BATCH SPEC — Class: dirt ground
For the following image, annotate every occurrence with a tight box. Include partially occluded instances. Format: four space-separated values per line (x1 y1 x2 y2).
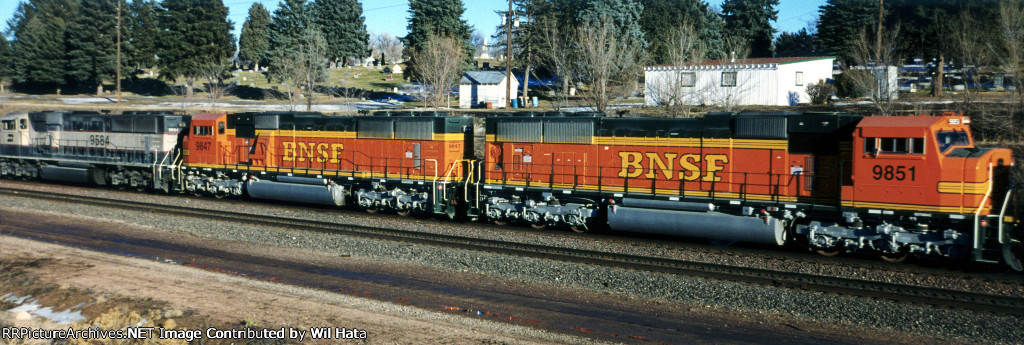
0 235 594 345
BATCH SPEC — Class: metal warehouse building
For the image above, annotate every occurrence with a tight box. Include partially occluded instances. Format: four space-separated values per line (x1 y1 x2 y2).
644 56 835 107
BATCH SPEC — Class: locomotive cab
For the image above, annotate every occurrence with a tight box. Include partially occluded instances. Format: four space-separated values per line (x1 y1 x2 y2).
184 113 232 166
0 113 31 152
846 114 1016 264
849 115 1013 215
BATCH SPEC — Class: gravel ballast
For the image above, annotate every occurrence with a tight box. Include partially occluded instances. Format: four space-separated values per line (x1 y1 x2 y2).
1 181 1022 343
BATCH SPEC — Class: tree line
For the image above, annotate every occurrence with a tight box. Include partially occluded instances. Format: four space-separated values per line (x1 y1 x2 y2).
3 0 1023 114
0 0 370 100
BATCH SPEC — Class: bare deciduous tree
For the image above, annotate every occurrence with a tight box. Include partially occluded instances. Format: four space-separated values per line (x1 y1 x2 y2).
541 18 572 110
951 10 988 112
848 24 902 115
574 15 647 113
298 27 329 111
999 1 1024 115
706 36 752 112
199 59 231 111
470 30 487 55
411 34 465 108
645 23 707 117
372 32 405 65
269 27 329 111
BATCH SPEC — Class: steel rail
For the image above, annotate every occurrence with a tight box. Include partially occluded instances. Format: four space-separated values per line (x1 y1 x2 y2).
1 186 1022 317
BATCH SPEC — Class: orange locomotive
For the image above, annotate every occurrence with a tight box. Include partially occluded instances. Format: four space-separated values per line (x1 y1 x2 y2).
2 109 1021 268
480 112 1019 267
181 111 474 217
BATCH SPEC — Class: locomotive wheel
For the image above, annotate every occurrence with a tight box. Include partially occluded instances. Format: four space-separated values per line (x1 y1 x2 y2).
814 247 841 257
1004 242 1024 272
396 209 412 217
880 251 909 264
492 219 508 226
365 207 380 214
530 222 547 230
569 225 587 233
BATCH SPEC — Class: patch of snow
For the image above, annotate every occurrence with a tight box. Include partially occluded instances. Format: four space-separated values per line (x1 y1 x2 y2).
59 97 116 104
3 293 30 304
5 295 87 324
141 101 402 111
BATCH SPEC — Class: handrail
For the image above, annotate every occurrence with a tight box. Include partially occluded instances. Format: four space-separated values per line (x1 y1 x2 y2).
997 183 1015 244
425 158 439 204
974 163 994 252
463 159 476 205
439 159 463 201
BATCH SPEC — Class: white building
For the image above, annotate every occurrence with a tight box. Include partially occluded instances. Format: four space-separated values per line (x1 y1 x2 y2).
644 56 835 107
459 71 519 109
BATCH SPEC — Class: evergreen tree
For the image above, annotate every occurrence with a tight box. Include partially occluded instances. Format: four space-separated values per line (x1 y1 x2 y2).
238 3 270 70
774 28 819 57
313 0 370 67
66 0 118 93
7 0 78 87
265 0 313 80
884 0 1000 64
816 0 876 63
404 0 474 81
720 0 779 58
127 0 160 72
640 0 724 63
0 34 12 93
157 0 235 97
578 0 647 50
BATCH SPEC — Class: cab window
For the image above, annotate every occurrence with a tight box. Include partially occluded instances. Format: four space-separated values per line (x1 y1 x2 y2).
218 122 225 135
936 130 971 152
19 119 28 130
2 120 12 130
193 126 213 136
864 137 925 154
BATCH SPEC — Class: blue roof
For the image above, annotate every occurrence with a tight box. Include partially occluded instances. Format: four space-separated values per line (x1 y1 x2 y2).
460 71 508 85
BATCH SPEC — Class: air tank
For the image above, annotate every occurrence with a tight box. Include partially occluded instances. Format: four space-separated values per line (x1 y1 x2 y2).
246 179 346 206
607 205 786 246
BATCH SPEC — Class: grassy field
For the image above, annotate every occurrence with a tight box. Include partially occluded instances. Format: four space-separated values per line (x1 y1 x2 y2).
227 65 407 94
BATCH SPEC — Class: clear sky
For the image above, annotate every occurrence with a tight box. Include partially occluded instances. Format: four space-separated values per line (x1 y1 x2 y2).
0 0 825 43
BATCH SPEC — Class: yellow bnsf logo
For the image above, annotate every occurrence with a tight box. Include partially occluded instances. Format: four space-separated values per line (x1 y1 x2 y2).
618 152 729 182
281 141 345 163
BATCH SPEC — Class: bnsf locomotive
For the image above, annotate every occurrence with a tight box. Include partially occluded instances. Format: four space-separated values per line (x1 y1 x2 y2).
1 110 1021 270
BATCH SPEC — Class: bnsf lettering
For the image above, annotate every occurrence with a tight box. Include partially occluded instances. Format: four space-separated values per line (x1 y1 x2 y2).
618 152 729 182
282 142 345 163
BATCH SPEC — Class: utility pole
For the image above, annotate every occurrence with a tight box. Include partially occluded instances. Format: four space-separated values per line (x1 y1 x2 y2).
505 0 512 108
117 0 122 104
876 0 883 62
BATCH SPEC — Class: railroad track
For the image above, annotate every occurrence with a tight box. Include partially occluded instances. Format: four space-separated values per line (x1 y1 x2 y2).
1 186 1023 317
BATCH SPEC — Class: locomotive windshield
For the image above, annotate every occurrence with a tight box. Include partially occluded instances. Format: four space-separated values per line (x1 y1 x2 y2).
936 130 971 152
